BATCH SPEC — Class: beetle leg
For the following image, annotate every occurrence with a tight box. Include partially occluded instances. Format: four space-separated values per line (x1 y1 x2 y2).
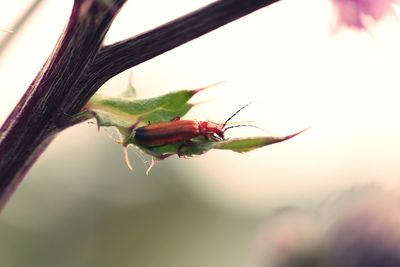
211 133 223 142
157 153 174 160
177 140 193 158
145 157 157 176
170 116 181 121
128 117 142 132
206 133 223 142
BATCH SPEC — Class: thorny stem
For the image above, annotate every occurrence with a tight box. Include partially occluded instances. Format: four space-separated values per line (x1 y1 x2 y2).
0 0 279 210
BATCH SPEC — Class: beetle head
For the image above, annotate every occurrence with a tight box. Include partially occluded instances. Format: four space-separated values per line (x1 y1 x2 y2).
199 103 255 141
199 121 225 141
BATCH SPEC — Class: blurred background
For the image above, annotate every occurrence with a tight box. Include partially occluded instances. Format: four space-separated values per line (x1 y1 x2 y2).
1 0 400 266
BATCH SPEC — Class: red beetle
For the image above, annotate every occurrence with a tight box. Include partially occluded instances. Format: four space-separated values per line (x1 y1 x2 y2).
134 103 253 150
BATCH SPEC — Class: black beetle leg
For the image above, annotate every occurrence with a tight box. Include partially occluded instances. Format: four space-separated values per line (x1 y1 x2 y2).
177 140 193 158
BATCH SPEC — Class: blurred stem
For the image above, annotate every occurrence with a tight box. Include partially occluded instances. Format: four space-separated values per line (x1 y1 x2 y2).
0 0 279 210
0 0 45 57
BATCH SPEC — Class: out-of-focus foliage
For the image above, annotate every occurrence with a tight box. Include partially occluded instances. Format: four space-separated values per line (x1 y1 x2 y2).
0 127 257 267
254 186 400 267
331 0 397 30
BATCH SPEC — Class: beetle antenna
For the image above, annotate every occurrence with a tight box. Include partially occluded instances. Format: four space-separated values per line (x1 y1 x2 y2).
223 124 268 133
223 102 252 128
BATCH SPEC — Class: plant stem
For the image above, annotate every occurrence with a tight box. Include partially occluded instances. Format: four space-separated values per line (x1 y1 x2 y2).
0 0 126 208
72 0 280 109
0 0 280 210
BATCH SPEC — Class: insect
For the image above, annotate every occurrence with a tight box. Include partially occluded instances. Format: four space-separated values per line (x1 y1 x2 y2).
133 103 255 156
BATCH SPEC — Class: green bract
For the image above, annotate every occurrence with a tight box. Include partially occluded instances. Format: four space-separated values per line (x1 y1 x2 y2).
82 83 306 168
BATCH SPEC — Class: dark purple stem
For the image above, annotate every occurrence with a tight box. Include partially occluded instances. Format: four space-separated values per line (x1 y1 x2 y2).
0 0 279 210
0 0 126 208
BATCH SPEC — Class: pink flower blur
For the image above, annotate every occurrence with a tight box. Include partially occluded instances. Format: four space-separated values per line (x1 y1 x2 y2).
332 0 397 29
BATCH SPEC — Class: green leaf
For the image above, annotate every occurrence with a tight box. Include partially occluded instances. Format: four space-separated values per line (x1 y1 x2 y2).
131 129 308 160
133 137 212 160
83 82 221 145
120 83 137 98
82 81 307 172
86 90 192 127
211 129 307 153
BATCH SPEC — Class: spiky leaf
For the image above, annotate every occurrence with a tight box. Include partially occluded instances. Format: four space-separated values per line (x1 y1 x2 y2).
82 83 218 144
130 129 307 160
